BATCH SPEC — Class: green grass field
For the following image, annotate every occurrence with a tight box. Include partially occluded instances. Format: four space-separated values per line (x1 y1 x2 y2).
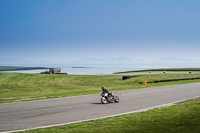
1 72 200 103
18 98 200 133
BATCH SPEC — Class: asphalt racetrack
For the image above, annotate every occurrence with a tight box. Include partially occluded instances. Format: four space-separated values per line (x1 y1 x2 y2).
1 83 200 132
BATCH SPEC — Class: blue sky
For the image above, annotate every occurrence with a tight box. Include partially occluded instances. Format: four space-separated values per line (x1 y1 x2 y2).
0 0 200 62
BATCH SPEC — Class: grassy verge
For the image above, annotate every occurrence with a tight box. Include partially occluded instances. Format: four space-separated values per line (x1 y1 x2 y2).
1 72 200 103
18 98 200 133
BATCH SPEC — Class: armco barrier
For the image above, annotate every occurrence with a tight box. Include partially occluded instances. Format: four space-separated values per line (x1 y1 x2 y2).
138 77 200 84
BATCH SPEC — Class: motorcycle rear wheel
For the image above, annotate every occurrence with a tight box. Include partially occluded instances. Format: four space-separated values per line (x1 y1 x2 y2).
114 96 119 103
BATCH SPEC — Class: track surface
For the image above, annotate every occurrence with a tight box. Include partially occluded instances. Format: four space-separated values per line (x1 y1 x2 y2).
1 83 200 132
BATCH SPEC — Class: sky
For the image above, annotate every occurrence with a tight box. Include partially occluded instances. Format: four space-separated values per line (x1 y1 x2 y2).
0 0 200 62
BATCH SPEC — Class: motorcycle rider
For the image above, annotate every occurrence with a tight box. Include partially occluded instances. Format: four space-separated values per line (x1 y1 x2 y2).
101 86 113 99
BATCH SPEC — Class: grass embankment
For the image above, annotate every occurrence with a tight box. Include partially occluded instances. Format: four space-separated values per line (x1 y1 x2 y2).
1 72 200 103
115 68 200 74
18 98 200 133
0 66 47 71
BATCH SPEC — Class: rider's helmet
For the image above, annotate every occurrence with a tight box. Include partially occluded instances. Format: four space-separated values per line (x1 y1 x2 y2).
101 86 105 91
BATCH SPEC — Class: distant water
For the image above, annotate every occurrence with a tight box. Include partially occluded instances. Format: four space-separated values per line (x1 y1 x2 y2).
1 63 200 75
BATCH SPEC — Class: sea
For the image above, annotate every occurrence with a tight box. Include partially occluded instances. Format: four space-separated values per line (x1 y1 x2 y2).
1 63 200 75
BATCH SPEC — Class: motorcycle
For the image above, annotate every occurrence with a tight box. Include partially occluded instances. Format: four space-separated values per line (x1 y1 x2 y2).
101 92 119 104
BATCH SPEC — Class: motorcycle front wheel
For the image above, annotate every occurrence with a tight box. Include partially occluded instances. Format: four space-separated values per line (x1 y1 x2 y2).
101 97 108 104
